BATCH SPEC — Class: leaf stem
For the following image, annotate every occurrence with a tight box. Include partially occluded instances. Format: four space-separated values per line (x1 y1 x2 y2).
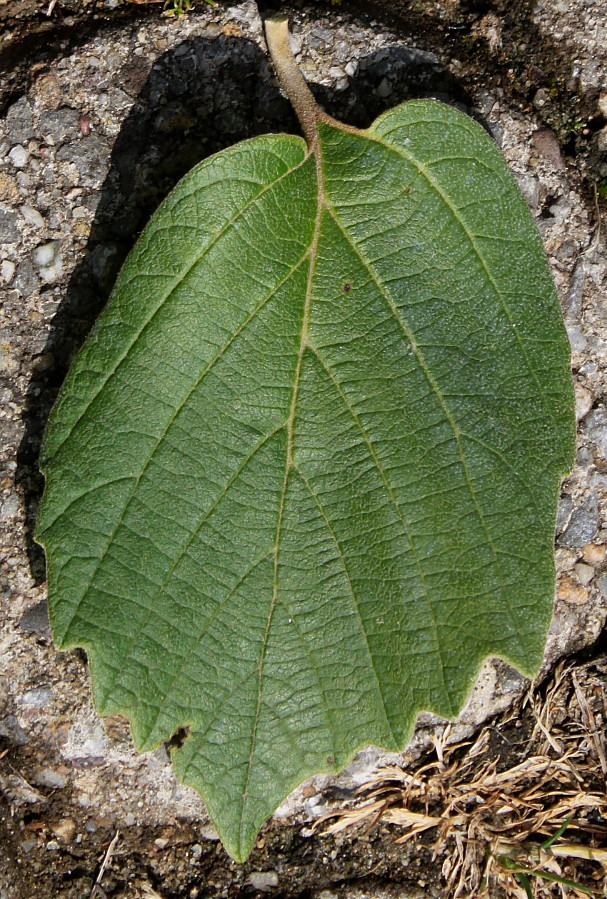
264 16 332 148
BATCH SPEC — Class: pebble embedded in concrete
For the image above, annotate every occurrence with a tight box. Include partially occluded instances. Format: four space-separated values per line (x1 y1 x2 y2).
0 208 21 242
32 241 62 283
574 561 594 585
14 258 40 294
32 767 69 790
8 145 29 168
558 574 590 604
585 407 607 457
575 383 593 420
6 98 35 144
1 260 16 283
558 492 599 547
515 172 540 212
20 205 46 229
566 323 588 352
39 107 81 144
20 686 54 708
1 493 20 518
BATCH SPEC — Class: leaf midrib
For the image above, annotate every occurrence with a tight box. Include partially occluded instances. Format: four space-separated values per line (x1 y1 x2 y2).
236 148 325 850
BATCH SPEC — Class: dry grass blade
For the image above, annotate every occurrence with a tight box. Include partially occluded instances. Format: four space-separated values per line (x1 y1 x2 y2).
572 671 607 776
318 799 389 835
551 844 607 864
384 808 446 839
90 831 120 899
317 656 607 898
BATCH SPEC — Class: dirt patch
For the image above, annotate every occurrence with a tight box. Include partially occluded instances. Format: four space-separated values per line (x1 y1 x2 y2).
2 653 606 898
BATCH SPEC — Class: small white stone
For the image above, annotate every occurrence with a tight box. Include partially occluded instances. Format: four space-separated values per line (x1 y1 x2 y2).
575 383 593 421
247 871 279 891
574 562 594 585
33 241 63 283
288 33 302 55
33 242 56 267
345 59 359 77
32 767 68 789
567 324 587 352
21 686 53 707
8 145 28 168
1 494 20 518
40 262 62 283
20 205 46 229
1 260 15 283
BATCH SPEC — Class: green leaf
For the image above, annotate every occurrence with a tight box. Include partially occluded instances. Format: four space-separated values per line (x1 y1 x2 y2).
36 92 574 861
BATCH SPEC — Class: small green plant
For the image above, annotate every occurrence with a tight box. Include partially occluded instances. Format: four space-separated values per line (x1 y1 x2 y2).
497 819 594 897
36 14 574 863
163 0 215 14
567 114 588 136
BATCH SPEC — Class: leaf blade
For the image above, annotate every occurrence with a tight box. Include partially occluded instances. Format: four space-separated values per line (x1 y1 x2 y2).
37 101 574 862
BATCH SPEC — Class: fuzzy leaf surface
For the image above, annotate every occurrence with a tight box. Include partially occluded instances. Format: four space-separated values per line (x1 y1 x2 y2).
37 100 574 861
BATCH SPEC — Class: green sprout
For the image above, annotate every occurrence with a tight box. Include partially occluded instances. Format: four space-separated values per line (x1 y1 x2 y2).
163 0 216 15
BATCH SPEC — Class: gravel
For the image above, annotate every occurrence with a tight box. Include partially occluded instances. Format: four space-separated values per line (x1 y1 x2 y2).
558 491 600 547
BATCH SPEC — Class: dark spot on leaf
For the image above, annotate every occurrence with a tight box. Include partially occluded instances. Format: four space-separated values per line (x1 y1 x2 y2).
166 725 190 750
326 755 335 766
403 186 412 194
343 282 351 292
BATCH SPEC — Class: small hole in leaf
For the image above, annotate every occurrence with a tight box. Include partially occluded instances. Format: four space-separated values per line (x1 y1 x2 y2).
343 282 351 292
165 725 190 750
